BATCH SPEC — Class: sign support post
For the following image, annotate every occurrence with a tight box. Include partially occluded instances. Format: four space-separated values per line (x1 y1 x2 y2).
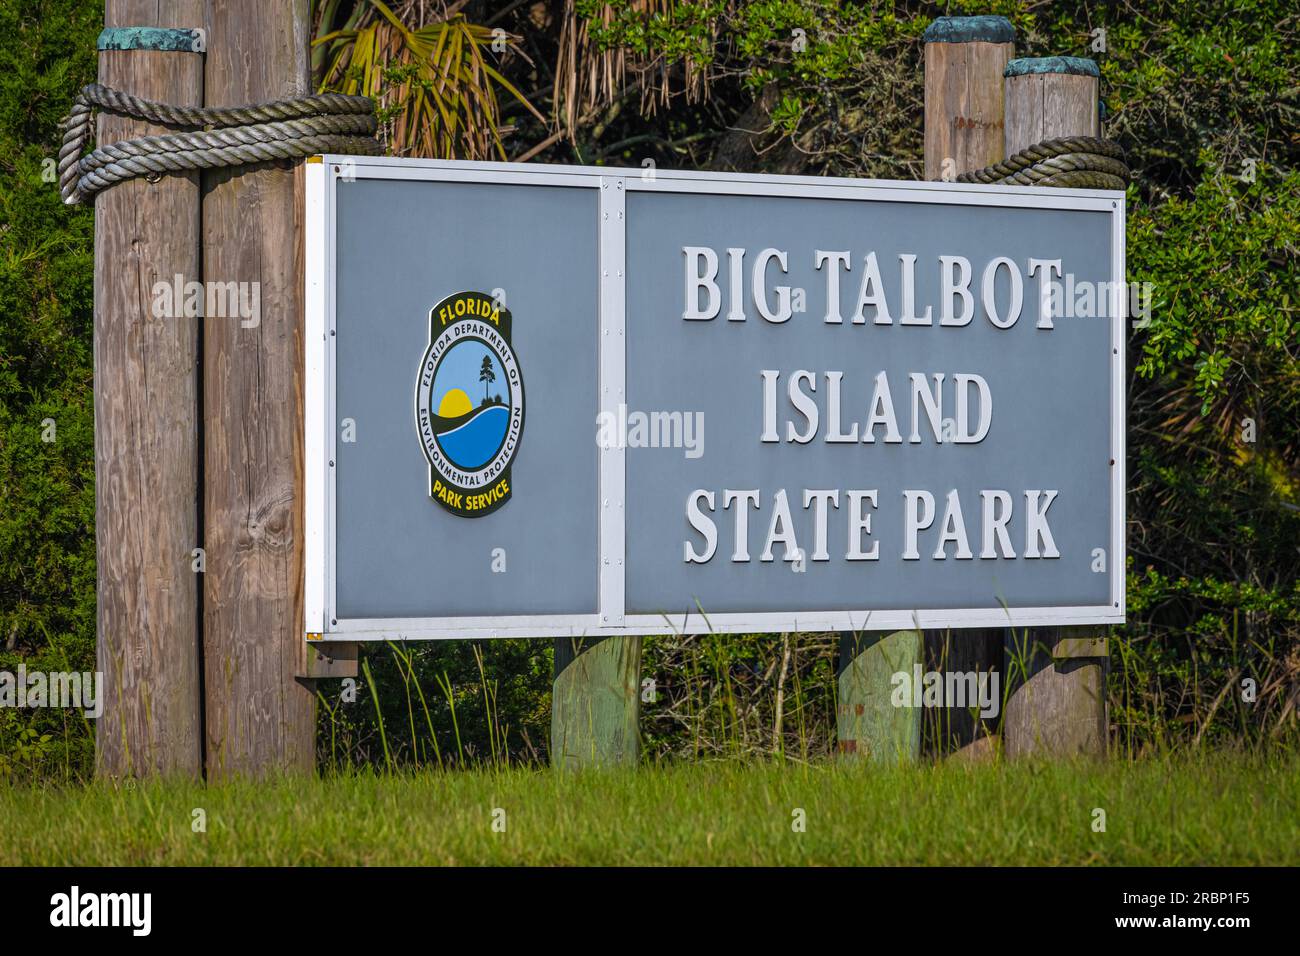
919 15 1016 760
837 630 921 762
836 14 1016 764
551 174 641 770
94 2 205 779
552 636 641 769
1002 57 1110 758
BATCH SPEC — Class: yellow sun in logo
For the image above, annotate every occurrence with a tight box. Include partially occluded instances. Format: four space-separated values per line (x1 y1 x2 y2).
437 387 472 418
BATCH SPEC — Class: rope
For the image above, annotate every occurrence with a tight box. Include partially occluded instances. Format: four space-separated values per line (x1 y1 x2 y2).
60 84 1126 202
59 83 382 204
956 136 1129 191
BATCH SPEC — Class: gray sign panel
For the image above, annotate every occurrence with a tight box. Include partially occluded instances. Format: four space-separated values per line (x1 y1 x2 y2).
305 157 1125 640
331 179 598 620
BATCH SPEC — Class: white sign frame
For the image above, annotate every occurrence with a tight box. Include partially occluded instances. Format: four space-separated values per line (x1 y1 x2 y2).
304 155 1126 641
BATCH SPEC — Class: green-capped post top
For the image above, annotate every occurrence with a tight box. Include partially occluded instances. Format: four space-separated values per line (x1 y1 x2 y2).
98 27 206 53
1005 56 1099 78
922 15 1015 44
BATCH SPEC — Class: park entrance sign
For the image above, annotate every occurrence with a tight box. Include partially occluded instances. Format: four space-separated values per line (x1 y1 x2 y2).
303 156 1125 641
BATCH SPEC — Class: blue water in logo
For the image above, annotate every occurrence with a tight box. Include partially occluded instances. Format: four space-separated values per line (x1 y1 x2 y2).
436 405 510 470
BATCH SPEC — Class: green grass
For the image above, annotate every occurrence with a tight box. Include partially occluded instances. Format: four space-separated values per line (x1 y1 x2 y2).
1 753 1296 866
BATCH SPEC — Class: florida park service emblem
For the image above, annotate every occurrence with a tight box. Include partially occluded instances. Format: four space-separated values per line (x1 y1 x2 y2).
415 291 524 517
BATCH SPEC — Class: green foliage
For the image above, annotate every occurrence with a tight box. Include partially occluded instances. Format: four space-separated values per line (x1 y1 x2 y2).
0 0 100 780
1130 167 1298 408
579 0 728 68
318 639 554 770
0 726 53 780
641 631 839 761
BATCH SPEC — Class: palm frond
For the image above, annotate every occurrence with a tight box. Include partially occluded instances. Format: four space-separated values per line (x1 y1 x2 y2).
314 0 540 160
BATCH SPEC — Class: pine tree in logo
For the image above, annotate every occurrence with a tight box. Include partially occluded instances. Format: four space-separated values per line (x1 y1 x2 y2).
479 354 496 405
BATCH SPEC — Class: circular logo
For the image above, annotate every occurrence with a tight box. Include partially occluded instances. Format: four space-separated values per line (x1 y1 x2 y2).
414 291 524 517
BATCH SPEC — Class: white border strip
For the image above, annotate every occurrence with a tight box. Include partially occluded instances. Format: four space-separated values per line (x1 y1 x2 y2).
597 177 627 627
319 154 1118 202
304 156 1126 640
303 160 327 635
1111 195 1127 620
326 161 341 631
333 604 1118 639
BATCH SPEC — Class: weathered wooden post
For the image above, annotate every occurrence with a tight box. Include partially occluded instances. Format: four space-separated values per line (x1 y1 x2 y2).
837 15 1015 764
201 0 318 777
552 636 641 769
1001 56 1109 759
923 628 1003 760
913 15 1015 761
922 15 1015 183
94 5 205 779
837 630 921 762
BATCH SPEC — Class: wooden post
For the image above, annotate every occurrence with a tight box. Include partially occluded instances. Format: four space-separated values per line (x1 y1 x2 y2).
1004 629 1107 758
551 637 641 769
837 630 921 763
916 15 1016 760
1002 56 1108 759
923 631 1002 760
1003 57 1100 162
94 6 205 779
201 1 317 777
923 15 1015 182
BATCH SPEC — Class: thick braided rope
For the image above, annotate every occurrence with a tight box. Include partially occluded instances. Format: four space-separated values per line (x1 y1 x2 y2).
956 136 1129 191
59 83 381 204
